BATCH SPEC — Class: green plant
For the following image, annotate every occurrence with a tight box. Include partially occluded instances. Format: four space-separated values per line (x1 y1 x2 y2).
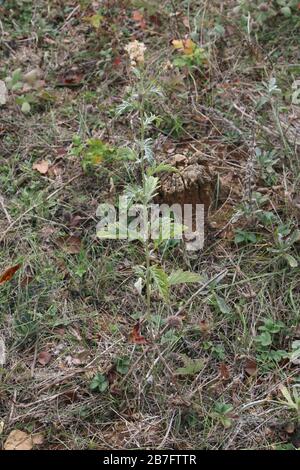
70 136 135 172
255 147 279 185
254 318 289 367
5 68 43 113
211 402 233 429
99 43 204 322
255 318 285 347
234 0 300 31
172 38 207 70
234 229 258 245
90 373 109 393
277 384 300 417
268 225 300 267
175 355 205 376
116 356 130 375
203 341 226 360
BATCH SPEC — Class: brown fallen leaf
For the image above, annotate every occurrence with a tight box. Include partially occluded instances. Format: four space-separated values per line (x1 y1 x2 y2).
0 264 21 284
48 163 63 178
32 433 44 445
4 430 33 450
56 235 82 254
112 56 122 68
57 71 84 87
129 321 148 344
20 275 34 287
199 319 211 335
219 362 230 380
32 160 49 175
37 351 52 366
244 358 257 376
69 215 84 228
166 316 183 329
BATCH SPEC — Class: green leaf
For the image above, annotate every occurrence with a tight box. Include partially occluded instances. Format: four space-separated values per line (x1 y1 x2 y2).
90 373 108 393
175 358 205 376
256 331 272 347
284 254 298 268
234 230 257 244
214 295 231 314
149 265 169 301
168 269 203 286
116 356 130 375
261 318 284 333
290 340 300 364
278 385 298 410
143 175 159 203
21 101 31 114
146 163 178 176
280 6 291 16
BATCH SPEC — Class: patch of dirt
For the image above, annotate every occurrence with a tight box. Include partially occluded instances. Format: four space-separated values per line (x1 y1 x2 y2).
157 153 216 214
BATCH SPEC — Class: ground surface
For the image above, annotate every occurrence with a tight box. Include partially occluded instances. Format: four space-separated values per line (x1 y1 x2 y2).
1 0 300 450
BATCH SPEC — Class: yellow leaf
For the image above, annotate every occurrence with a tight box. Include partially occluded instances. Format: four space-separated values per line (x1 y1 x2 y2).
172 38 196 55
172 39 184 50
91 154 103 164
183 38 196 55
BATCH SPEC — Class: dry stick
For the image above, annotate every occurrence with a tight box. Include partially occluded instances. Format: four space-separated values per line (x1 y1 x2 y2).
60 4 80 31
0 194 12 223
0 174 80 242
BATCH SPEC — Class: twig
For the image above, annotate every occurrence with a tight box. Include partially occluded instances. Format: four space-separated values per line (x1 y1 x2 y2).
0 194 12 223
31 341 38 379
158 411 175 449
60 5 80 31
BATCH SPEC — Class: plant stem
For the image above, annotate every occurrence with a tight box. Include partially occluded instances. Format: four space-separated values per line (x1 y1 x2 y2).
139 77 151 319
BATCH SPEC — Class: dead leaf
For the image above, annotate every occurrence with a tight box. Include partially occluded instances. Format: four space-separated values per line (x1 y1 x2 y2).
219 362 230 380
23 68 41 86
56 236 82 254
244 358 257 376
20 275 34 287
57 71 84 87
132 10 146 29
61 389 79 403
113 56 122 68
48 163 63 177
0 264 21 284
37 351 52 366
166 316 183 329
129 322 148 344
39 225 56 240
199 319 211 335
32 433 44 445
285 422 295 434
4 430 33 450
182 16 190 28
32 160 49 175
